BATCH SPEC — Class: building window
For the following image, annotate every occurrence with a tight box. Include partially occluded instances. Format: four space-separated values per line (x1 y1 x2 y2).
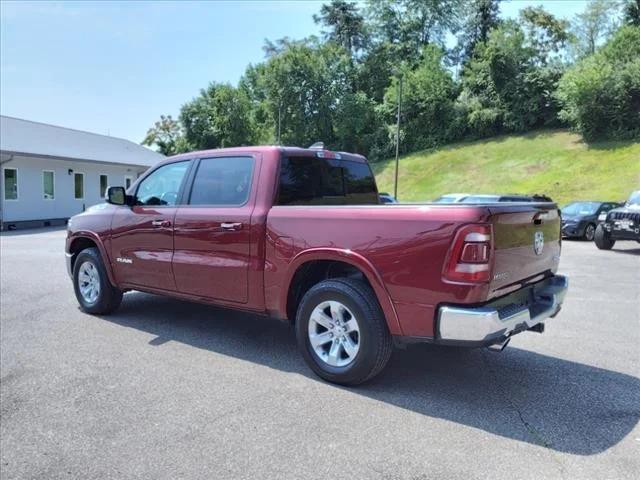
3 168 18 200
74 173 84 199
125 175 133 190
99 174 108 198
43 170 55 200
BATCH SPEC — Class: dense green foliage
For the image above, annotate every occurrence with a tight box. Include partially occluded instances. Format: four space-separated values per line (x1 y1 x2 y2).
557 26 640 141
142 0 639 158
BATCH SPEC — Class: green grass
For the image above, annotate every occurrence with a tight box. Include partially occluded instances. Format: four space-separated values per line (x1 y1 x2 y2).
372 130 640 206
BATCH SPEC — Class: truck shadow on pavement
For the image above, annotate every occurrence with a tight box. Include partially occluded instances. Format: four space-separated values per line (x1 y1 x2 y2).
103 292 639 457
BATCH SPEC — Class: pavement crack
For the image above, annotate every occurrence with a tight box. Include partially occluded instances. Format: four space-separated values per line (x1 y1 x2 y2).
480 350 567 479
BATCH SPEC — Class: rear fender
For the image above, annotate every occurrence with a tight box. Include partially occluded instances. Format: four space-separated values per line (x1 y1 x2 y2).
282 248 403 335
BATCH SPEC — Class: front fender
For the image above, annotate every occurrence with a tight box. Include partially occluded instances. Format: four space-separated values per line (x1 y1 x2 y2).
67 230 117 287
281 248 403 335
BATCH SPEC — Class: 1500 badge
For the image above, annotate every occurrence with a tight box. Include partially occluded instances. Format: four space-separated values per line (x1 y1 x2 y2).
116 257 133 264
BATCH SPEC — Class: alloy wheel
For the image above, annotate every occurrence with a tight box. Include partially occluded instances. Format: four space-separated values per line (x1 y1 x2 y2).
78 261 101 304
307 300 360 367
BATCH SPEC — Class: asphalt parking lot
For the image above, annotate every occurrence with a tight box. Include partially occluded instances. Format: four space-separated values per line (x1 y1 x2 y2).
1 227 638 480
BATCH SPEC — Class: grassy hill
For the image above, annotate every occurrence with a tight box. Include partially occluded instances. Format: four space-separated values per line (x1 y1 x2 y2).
371 130 640 206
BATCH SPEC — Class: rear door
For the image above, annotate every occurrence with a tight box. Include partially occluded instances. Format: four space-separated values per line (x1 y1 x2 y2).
111 160 191 290
488 203 561 294
172 155 257 304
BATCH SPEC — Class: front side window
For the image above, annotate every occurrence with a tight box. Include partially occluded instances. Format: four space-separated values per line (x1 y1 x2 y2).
135 161 189 206
277 156 379 206
4 168 18 200
99 175 108 198
43 171 54 199
189 157 254 206
74 173 84 199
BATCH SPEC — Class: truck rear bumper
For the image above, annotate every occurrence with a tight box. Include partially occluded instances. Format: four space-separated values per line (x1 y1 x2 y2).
436 274 568 347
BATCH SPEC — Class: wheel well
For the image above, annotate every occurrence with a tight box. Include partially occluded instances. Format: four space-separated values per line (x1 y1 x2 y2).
286 260 373 322
69 237 98 270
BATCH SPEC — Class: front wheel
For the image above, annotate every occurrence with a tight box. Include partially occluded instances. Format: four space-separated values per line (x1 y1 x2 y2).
295 278 392 386
583 223 596 241
73 247 123 314
594 224 615 250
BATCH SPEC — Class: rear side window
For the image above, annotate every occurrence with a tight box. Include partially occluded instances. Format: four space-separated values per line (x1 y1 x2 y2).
189 156 254 206
277 156 379 206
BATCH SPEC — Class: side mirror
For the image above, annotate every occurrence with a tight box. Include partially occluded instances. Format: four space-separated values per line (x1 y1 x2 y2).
106 186 127 205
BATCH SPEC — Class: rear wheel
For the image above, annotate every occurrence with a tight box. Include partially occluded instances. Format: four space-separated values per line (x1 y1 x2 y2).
594 224 615 250
73 247 123 314
583 223 596 241
295 278 392 386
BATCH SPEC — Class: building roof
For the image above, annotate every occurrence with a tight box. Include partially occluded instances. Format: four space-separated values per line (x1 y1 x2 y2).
0 115 164 167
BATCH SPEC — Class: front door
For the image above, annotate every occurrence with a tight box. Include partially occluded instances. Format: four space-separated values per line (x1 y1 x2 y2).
173 155 256 303
111 160 191 291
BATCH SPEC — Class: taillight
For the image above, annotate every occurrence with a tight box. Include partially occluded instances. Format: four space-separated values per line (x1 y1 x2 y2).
443 224 493 283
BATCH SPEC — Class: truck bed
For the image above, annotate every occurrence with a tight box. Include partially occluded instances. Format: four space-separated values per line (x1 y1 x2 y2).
265 202 561 338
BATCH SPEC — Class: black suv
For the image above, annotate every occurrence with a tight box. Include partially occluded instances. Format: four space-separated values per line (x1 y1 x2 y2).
595 191 640 249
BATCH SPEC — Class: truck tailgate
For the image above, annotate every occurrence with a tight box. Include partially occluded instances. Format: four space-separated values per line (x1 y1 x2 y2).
489 204 561 297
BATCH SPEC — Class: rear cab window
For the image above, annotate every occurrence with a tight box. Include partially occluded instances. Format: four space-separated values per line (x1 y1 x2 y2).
277 156 379 206
188 156 254 206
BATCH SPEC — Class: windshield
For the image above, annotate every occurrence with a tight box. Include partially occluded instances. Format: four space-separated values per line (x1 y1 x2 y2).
561 202 600 216
627 191 640 206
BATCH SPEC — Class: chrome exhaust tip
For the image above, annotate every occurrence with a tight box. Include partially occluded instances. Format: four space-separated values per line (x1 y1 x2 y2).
487 338 510 352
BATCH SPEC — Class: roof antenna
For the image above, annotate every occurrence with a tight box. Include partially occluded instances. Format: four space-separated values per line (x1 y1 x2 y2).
309 142 324 149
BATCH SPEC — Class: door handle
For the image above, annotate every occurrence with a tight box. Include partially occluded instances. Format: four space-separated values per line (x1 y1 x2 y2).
151 219 171 228
221 222 242 231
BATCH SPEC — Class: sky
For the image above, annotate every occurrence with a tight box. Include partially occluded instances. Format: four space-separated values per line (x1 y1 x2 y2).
1 0 589 144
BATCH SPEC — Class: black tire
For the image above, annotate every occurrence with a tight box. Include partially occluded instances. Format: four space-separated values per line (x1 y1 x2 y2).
594 224 615 250
73 247 123 314
295 278 393 386
583 223 596 241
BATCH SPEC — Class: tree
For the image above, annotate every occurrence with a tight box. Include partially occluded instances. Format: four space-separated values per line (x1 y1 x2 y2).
366 0 465 64
520 6 570 65
142 115 187 156
313 1 368 56
459 21 564 136
383 45 459 152
570 0 620 58
246 40 353 148
557 26 640 141
354 42 396 102
179 83 255 150
457 0 502 66
333 91 381 154
623 0 640 26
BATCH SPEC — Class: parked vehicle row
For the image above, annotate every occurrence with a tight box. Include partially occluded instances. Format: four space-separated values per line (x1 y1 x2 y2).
560 201 621 241
65 145 567 385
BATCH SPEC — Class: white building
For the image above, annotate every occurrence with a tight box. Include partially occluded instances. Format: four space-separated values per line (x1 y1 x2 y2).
0 116 164 229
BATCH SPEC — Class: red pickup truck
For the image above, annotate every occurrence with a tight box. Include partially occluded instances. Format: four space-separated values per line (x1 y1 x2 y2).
66 146 568 385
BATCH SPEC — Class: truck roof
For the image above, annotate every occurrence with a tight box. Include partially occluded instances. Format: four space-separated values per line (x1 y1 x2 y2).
167 145 368 163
